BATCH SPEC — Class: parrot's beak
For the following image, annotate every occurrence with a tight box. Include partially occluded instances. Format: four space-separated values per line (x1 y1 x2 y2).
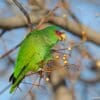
59 33 66 41
61 33 66 41
55 30 66 41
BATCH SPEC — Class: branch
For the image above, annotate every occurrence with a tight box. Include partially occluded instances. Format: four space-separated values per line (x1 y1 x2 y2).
0 13 100 45
28 0 46 9
0 13 43 29
0 30 7 37
0 42 21 59
49 16 100 45
79 73 100 83
0 84 11 95
12 0 33 31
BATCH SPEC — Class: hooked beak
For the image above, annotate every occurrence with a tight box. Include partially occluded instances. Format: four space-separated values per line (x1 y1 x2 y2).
59 33 66 41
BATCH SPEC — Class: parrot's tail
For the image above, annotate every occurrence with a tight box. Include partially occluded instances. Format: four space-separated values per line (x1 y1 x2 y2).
9 73 16 84
9 73 25 93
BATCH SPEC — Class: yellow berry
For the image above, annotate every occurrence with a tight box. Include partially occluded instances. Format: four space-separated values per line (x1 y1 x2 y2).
63 54 67 57
63 56 66 60
64 60 68 64
55 55 59 59
62 14 67 18
96 61 100 68
45 77 49 82
68 47 72 51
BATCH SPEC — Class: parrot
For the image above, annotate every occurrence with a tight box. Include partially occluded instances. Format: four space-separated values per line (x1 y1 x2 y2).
9 25 66 93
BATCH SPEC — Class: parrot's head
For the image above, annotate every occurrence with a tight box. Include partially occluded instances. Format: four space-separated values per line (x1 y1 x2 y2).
43 25 66 44
55 30 66 41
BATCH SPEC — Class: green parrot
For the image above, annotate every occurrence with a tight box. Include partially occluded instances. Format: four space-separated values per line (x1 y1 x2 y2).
9 25 66 93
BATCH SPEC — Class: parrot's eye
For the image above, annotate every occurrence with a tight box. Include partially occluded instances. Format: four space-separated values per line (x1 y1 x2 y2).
55 30 66 41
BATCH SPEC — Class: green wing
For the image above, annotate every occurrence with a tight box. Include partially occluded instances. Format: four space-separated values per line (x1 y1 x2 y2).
13 28 52 78
14 30 39 78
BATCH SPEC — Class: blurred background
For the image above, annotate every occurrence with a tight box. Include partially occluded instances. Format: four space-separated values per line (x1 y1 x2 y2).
0 0 100 100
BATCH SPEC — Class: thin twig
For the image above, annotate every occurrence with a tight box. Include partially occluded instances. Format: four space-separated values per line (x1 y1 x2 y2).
36 6 59 29
0 30 7 37
1 38 15 65
12 0 33 31
59 0 87 41
22 82 45 89
59 0 81 26
29 90 35 100
0 42 21 59
0 83 11 95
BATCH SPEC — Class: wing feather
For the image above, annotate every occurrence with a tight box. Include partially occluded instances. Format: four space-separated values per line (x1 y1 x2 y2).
14 32 37 78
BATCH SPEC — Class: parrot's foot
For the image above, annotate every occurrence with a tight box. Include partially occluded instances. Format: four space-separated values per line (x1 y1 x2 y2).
38 70 44 84
26 68 42 77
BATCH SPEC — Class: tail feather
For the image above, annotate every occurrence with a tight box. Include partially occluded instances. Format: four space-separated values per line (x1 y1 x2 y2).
9 65 30 93
9 73 16 84
9 73 24 93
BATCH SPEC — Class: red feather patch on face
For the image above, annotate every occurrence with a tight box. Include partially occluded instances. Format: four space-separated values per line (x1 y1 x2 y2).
55 30 66 41
55 30 63 37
